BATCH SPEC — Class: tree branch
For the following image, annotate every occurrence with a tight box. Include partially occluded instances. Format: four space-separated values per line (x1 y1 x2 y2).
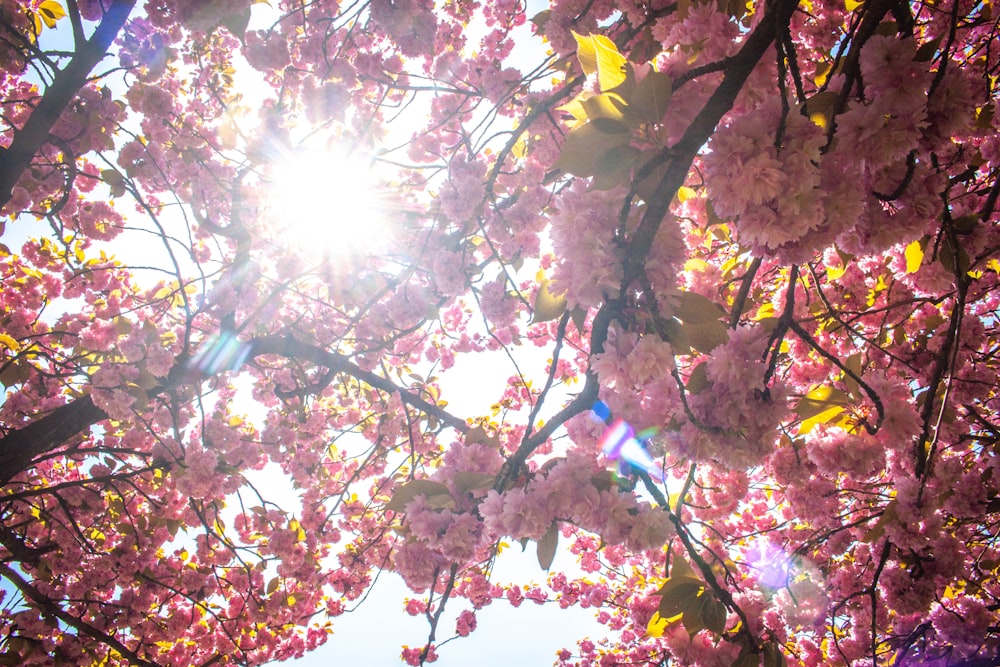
0 563 158 666
623 0 801 286
0 333 468 487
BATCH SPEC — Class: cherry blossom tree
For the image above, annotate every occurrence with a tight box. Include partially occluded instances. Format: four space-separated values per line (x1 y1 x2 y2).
1 0 1000 664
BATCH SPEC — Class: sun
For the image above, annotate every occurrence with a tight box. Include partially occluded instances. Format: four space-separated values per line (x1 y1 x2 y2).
264 141 392 263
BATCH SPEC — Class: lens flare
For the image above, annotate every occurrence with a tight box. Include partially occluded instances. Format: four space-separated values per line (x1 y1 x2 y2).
592 401 664 481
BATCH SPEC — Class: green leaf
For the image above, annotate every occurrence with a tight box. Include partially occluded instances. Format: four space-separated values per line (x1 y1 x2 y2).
686 362 709 394
656 580 703 617
221 5 252 42
101 169 127 198
681 593 708 635
939 237 969 274
977 103 995 130
675 291 727 325
0 361 32 388
914 35 943 62
720 0 748 20
591 144 642 190
804 91 839 129
536 522 559 570
763 641 787 667
703 596 727 635
636 158 670 204
683 319 729 353
581 92 628 122
862 498 897 543
531 275 568 324
453 471 495 495
625 69 673 126
953 214 979 234
465 426 501 448
553 120 631 178
661 318 691 355
385 479 452 512
530 9 552 33
731 649 760 667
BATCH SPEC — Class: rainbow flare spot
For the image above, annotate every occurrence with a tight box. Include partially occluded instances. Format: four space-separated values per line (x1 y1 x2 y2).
592 402 664 481
189 332 252 375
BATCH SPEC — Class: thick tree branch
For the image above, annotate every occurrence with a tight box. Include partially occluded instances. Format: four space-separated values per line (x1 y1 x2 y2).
0 563 158 666
251 335 469 433
0 333 467 486
623 0 801 286
0 395 106 486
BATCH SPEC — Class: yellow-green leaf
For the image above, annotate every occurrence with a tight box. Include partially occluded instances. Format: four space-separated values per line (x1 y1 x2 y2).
536 522 559 570
572 31 599 76
0 334 19 352
731 649 760 667
657 581 704 618
845 0 864 10
795 386 851 433
904 240 923 274
813 61 833 86
573 32 629 91
798 405 845 435
530 9 552 33
385 480 452 512
914 35 943 62
591 144 642 190
686 362 709 394
581 92 627 122
843 352 863 397
553 120 631 178
558 98 589 124
511 137 528 160
38 1 67 29
703 596 727 635
675 291 726 324
763 641 788 667
453 471 495 495
646 612 671 638
804 91 839 129
862 498 897 543
681 593 708 636
683 319 729 353
532 275 568 324
668 554 699 581
625 69 673 126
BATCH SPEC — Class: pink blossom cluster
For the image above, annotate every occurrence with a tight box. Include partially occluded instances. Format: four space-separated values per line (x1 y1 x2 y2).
677 326 788 468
